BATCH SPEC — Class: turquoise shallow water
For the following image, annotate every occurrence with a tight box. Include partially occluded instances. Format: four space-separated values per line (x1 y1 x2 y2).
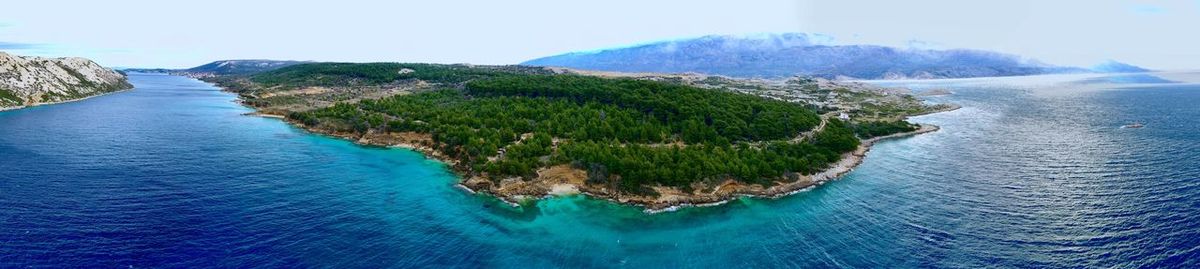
2 73 1199 267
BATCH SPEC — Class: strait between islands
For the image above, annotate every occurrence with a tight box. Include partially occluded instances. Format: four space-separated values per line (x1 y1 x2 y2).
188 63 958 213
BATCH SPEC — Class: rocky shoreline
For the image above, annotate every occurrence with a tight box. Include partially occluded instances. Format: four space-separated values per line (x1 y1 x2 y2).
257 110 954 214
639 123 944 213
0 88 133 112
910 103 962 118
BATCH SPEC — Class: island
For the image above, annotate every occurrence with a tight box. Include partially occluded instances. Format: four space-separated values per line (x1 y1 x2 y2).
0 52 132 111
195 62 955 211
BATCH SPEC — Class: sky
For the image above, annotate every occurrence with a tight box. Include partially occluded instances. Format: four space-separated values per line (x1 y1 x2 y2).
0 0 1196 69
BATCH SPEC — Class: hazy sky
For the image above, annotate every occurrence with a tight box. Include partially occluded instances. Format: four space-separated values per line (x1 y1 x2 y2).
1 0 1196 69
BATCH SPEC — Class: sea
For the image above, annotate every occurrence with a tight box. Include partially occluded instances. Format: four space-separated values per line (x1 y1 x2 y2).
1 72 1198 268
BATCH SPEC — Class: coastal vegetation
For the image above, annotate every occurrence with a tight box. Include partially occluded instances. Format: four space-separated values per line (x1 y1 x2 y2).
851 120 920 139
0 89 21 106
199 62 941 204
287 72 862 193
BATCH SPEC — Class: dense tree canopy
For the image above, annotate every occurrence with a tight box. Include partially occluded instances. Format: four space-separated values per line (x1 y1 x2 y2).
287 69 863 193
851 120 919 139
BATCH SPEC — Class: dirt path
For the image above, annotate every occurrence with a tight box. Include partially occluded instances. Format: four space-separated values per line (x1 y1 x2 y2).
793 112 838 142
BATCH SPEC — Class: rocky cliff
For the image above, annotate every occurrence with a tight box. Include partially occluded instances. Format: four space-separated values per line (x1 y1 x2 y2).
0 52 132 110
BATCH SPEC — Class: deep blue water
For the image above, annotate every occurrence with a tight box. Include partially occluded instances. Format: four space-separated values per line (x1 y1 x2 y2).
2 73 1199 268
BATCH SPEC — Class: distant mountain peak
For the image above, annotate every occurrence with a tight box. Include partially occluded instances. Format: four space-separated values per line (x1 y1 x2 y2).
1090 60 1150 73
187 60 310 75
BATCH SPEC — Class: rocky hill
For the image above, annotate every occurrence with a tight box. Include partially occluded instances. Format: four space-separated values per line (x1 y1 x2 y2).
125 60 309 78
523 33 1096 80
185 59 309 75
1 52 132 110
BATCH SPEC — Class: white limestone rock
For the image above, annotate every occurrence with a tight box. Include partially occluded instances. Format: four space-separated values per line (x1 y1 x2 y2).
0 52 132 110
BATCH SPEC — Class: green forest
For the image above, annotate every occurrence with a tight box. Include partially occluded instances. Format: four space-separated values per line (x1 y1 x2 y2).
274 64 884 194
851 120 920 139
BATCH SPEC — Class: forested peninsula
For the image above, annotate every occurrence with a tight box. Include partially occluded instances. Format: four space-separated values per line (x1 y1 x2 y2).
197 62 953 210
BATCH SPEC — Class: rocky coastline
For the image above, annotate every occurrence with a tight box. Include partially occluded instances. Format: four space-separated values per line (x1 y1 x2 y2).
250 107 956 214
0 87 133 112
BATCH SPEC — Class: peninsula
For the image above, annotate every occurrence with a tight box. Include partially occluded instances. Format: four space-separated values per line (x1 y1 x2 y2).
195 62 954 210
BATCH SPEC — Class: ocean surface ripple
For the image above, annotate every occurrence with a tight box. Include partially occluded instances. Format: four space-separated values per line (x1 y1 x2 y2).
1 73 1198 267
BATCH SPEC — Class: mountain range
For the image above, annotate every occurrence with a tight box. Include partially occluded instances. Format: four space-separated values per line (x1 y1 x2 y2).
522 33 1146 80
126 34 1150 81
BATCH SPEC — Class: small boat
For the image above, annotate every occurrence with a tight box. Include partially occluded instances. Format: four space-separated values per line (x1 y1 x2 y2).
1121 122 1145 129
